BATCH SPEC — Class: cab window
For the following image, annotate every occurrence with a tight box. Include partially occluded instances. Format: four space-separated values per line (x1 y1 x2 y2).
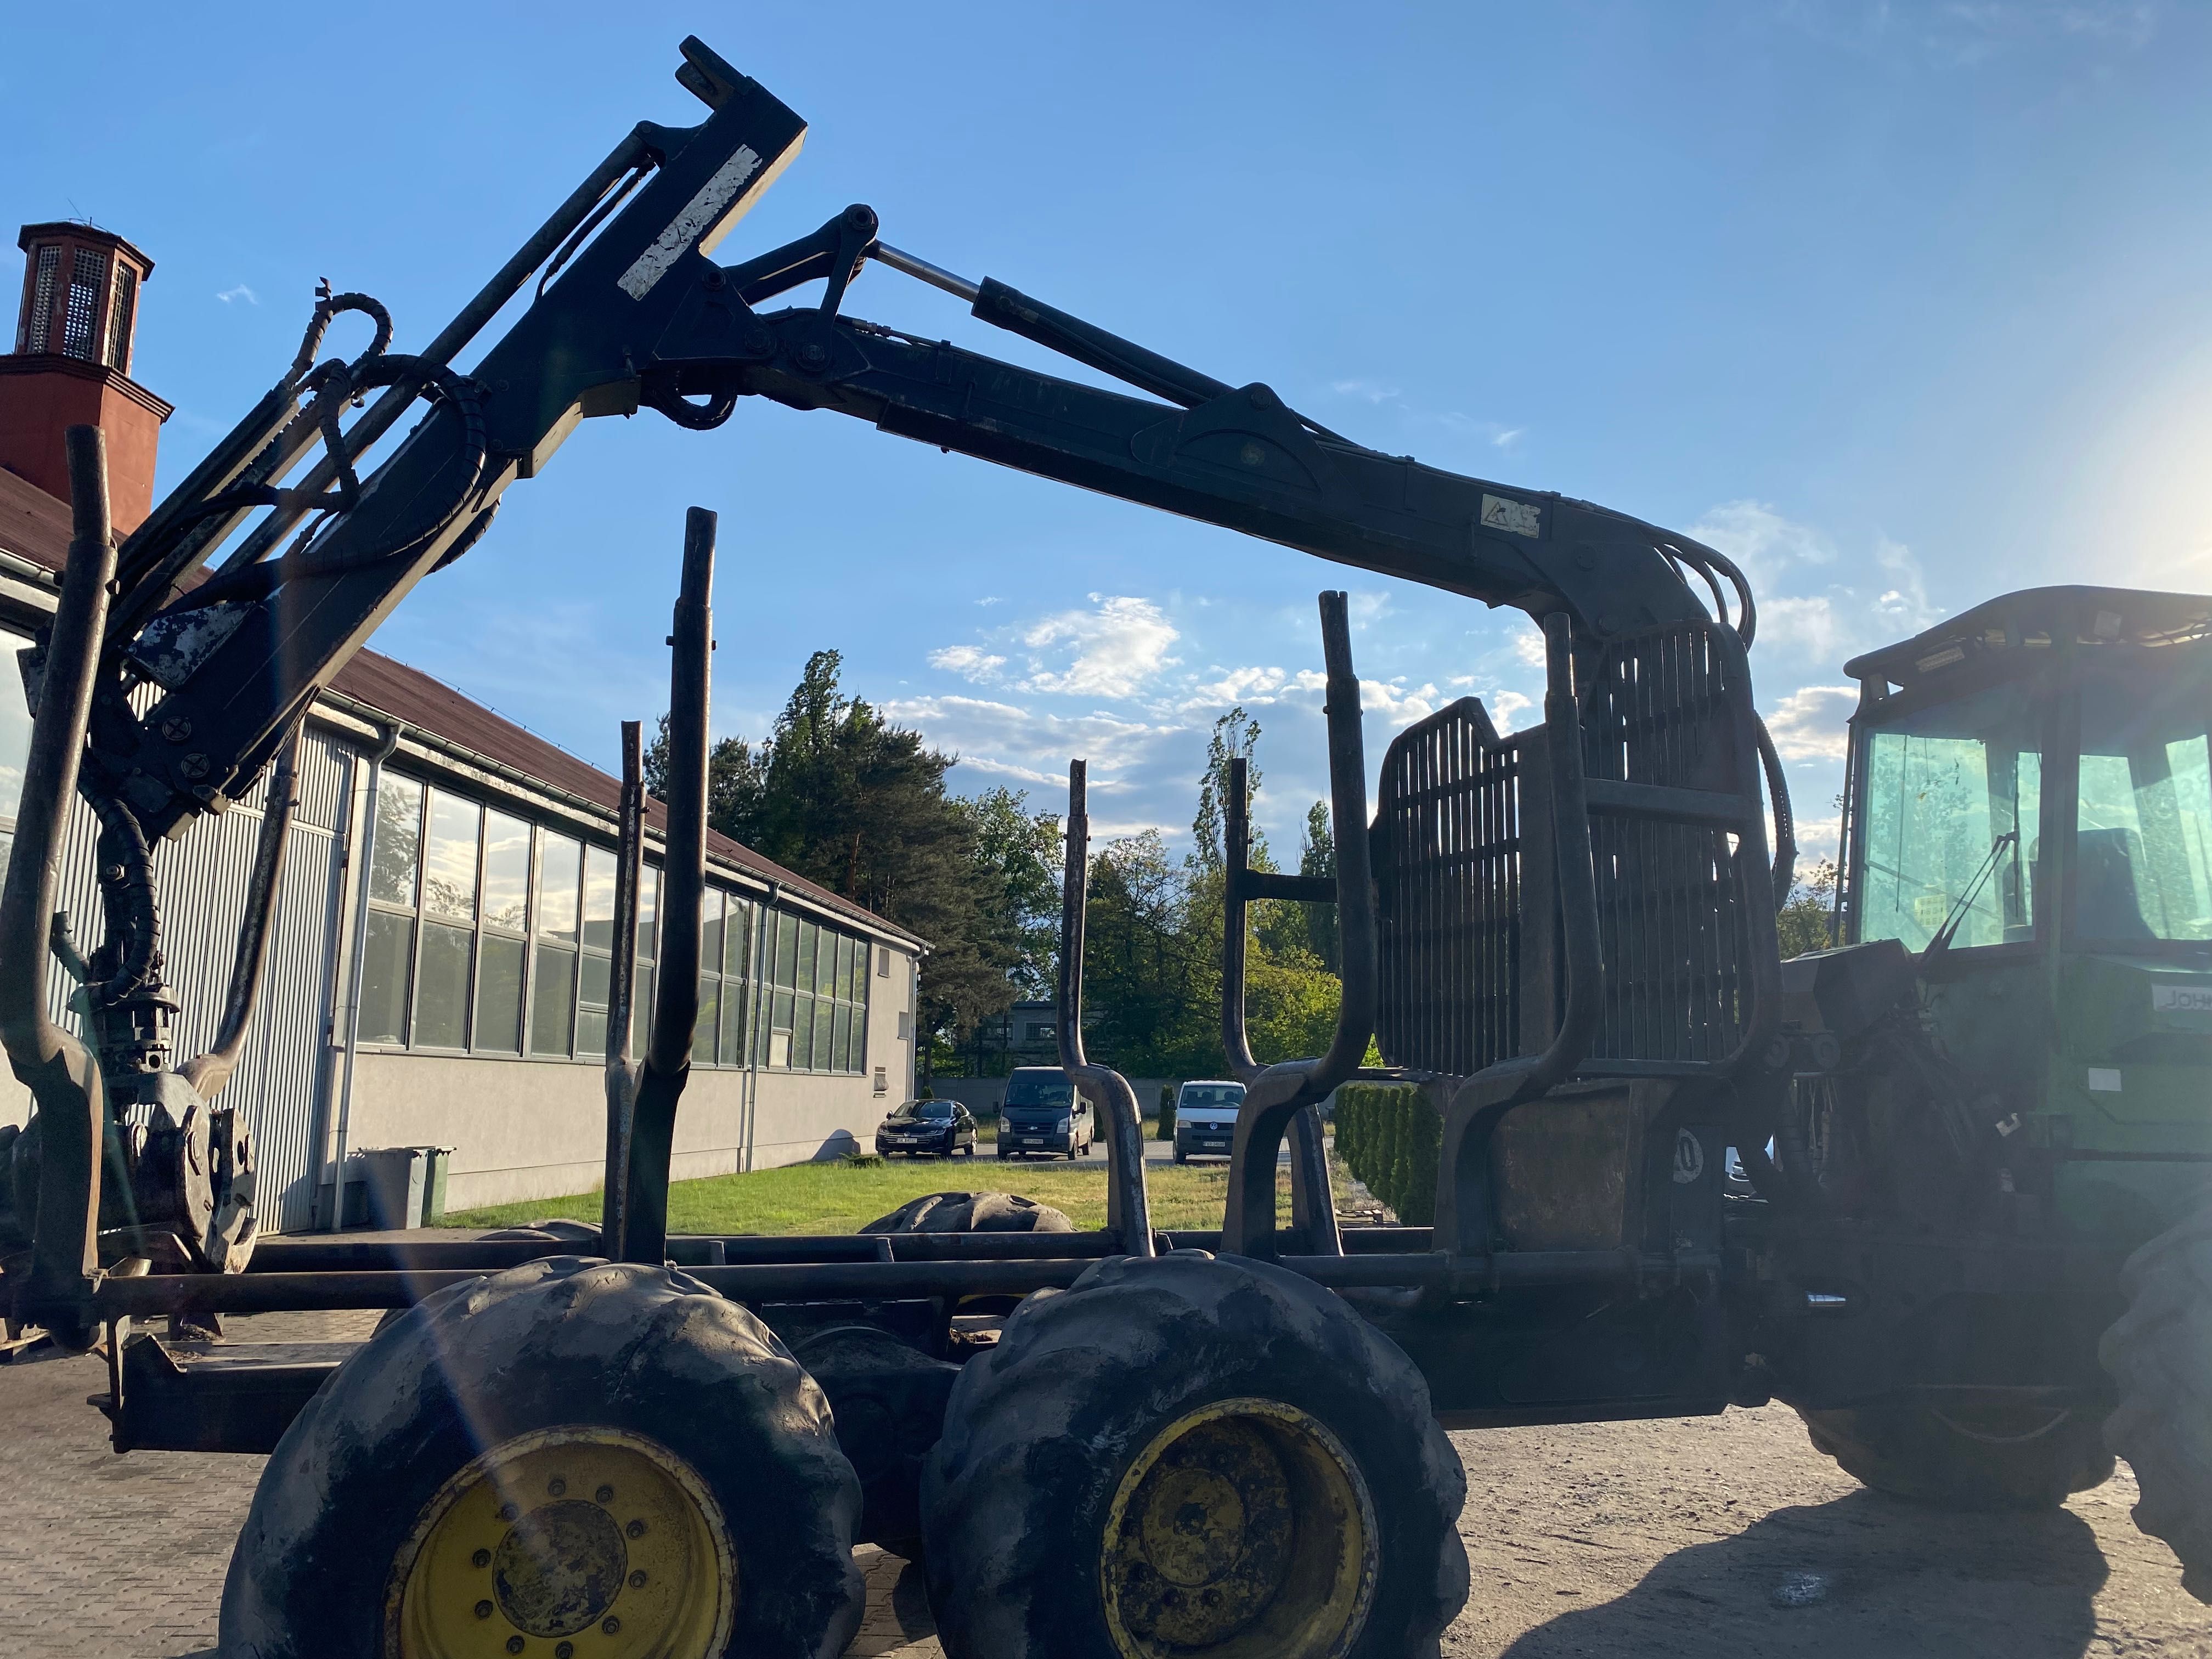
1858 683 2041 950
2074 671 2212 943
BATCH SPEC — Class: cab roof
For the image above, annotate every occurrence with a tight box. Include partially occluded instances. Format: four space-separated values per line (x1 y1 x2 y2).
1844 586 2212 696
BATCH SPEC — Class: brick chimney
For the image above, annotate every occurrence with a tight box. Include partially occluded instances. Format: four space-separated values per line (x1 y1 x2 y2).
1 223 171 533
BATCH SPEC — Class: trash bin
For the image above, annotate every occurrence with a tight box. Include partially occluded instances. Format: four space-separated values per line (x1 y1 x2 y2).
349 1147 456 1229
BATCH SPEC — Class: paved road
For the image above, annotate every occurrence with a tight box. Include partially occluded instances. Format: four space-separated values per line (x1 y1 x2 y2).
5 1319 2208 1657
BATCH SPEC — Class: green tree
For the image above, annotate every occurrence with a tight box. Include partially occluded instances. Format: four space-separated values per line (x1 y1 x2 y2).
648 652 1023 1066
956 787 1063 1001
1776 858 1839 958
1297 799 1340 972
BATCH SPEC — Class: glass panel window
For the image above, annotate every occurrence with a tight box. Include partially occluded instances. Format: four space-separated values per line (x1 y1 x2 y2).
537 832 581 944
371 775 423 906
1859 685 2042 951
631 966 655 1058
721 978 747 1063
702 890 725 985
798 922 817 996
776 913 798 989
812 1001 833 1071
583 847 618 951
793 995 816 1071
360 911 414 1045
530 944 576 1055
726 899 753 978
833 1001 853 1073
694 975 720 1064
476 935 525 1054
421 793 480 923
482 812 532 932
414 921 472 1048
637 866 659 959
580 951 612 1017
2076 671 2212 941
0 628 31 827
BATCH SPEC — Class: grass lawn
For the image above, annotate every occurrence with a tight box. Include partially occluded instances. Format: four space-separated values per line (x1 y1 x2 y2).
445 1154 1272 1236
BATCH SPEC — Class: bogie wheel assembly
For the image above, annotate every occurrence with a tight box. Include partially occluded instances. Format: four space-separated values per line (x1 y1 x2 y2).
218 1258 866 1659
1793 1395 2114 1511
921 1250 1468 1658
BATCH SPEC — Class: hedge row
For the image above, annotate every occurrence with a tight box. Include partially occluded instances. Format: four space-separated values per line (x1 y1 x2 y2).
1331 1083 1441 1226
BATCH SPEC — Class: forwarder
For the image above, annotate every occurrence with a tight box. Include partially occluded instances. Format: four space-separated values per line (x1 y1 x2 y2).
0 38 2203 1657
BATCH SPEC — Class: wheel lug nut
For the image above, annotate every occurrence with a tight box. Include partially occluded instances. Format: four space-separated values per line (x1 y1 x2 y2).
602 1617 621 1634
472 1549 492 1568
595 1485 615 1504
475 1600 494 1619
505 1640 524 1656
625 1519 646 1539
629 1571 647 1589
555 1645 574 1659
548 1477 566 1497
499 1503 519 1522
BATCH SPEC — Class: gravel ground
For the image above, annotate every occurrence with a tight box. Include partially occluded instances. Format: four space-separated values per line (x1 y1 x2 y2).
3 1319 2207 1657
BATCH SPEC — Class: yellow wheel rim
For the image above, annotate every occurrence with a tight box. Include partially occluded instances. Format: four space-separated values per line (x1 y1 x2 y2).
1100 1397 1377 1659
386 1426 733 1659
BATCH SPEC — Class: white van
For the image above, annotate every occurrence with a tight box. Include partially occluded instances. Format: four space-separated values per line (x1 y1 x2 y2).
1172 1080 1245 1163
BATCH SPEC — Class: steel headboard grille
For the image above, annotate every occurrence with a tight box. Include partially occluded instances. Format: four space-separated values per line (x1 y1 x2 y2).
1581 623 1754 1069
1373 698 1524 1076
1372 619 1768 1080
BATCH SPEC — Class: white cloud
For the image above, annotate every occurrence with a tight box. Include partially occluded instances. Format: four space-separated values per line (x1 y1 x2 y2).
1330 378 1400 404
1347 591 1393 628
1186 665 1286 705
1510 622 1548 669
1689 499 1836 577
1763 685 1857 762
927 644 1006 682
1491 690 1533 732
216 284 258 306
1492 427 1525 448
882 693 1170 779
1358 678 1443 727
1020 595 1180 697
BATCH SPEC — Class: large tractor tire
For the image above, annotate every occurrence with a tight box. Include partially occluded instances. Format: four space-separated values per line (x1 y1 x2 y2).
922 1250 1468 1659
2102 1188 2212 1604
861 1190 1074 1233
1796 1395 2114 1510
220 1258 865 1659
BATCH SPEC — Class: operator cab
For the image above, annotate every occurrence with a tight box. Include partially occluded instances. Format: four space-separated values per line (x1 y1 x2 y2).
1840 586 2212 962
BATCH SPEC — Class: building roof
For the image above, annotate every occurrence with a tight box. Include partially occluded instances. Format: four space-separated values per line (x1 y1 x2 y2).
0 464 921 947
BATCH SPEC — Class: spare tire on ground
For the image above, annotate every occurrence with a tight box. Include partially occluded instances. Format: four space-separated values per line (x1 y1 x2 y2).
2102 1186 2212 1604
862 1190 1074 1234
220 1257 865 1659
923 1249 1468 1658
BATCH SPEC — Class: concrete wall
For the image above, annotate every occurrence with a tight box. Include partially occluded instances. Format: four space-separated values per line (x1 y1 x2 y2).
338 1051 909 1214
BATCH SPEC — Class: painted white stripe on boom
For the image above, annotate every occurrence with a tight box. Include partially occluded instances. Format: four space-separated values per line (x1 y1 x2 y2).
618 146 764 301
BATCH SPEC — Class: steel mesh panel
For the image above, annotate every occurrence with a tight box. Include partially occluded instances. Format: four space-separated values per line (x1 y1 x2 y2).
1375 698 1524 1076
1581 624 1752 1066
62 247 105 361
23 245 58 353
105 262 136 371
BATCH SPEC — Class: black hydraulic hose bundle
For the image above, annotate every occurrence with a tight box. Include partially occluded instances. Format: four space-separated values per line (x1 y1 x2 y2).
80 780 160 1012
123 289 491 620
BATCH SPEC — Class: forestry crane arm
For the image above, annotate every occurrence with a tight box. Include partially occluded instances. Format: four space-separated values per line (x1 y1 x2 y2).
76 36 1760 845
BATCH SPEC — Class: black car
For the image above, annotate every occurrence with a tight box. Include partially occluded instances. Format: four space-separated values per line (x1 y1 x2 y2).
874 1098 977 1159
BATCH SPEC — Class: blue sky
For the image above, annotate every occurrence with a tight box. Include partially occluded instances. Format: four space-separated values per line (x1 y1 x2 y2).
7 2 2210 862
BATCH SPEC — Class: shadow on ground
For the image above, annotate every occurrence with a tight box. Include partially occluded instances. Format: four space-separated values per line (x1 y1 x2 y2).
1497 1487 2108 1658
